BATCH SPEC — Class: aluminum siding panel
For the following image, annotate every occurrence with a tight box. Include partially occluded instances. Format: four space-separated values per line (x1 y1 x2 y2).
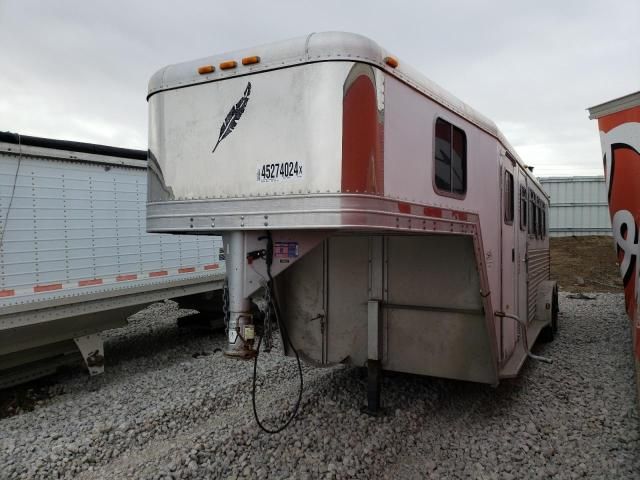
540 176 611 237
0 151 223 307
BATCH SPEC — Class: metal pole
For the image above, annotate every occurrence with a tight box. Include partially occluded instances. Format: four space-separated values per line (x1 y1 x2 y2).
362 300 383 416
223 231 256 358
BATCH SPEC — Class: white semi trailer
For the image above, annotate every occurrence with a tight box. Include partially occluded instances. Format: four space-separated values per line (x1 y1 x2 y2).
0 133 225 388
146 32 558 416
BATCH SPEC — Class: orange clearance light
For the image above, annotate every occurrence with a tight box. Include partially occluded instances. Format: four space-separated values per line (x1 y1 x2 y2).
197 65 215 75
384 56 399 68
242 55 261 65
219 60 237 70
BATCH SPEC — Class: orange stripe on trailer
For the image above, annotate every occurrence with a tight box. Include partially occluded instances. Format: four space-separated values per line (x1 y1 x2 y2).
598 107 640 134
34 283 63 293
78 279 103 287
424 207 443 218
149 270 168 277
0 289 15 297
204 263 219 270
117 274 138 281
178 267 196 273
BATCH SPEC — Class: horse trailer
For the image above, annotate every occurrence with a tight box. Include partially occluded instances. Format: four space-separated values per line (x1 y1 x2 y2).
146 32 558 413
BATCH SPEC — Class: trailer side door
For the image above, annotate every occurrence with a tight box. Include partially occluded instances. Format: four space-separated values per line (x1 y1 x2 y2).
500 155 517 360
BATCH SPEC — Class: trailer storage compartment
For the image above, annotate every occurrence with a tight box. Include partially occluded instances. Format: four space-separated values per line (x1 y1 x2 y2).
0 133 225 387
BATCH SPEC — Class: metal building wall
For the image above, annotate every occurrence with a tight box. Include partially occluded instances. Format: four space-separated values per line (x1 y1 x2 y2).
539 176 611 237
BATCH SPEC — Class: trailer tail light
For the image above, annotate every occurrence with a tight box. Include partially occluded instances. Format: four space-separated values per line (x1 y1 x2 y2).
197 65 215 74
219 60 237 70
242 56 260 65
384 56 399 68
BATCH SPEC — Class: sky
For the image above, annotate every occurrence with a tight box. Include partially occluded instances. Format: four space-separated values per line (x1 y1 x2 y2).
0 0 638 177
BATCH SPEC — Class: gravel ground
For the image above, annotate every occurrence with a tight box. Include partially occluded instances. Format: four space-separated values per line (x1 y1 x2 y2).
0 292 639 479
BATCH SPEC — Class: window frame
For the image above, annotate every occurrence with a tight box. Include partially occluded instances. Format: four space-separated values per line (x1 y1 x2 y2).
432 117 467 199
504 170 514 225
519 184 527 231
528 189 537 236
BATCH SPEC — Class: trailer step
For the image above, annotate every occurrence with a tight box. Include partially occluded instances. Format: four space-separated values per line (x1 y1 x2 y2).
499 318 548 378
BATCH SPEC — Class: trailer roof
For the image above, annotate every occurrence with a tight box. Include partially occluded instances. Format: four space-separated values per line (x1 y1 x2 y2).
0 131 146 160
588 91 640 119
148 31 541 187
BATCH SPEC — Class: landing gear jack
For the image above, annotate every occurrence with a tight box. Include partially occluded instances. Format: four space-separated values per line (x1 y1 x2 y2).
361 359 384 416
361 300 384 416
222 231 257 360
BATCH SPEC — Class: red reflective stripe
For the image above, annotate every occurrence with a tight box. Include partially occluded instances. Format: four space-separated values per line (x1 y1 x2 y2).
149 270 168 277
117 274 137 281
78 279 103 287
178 267 196 273
397 202 411 214
424 207 443 218
452 211 467 222
0 289 15 297
204 264 219 270
34 284 63 293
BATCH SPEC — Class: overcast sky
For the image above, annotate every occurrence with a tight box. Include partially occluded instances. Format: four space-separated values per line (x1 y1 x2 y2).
0 0 638 177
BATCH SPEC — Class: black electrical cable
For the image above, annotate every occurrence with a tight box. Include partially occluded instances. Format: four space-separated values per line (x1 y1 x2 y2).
251 232 304 434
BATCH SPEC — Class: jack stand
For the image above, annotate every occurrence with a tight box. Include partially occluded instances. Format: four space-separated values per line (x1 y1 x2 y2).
223 231 256 359
73 334 105 376
361 299 384 416
361 359 384 416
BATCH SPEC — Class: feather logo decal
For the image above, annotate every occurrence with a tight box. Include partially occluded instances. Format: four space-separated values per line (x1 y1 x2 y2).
212 82 252 154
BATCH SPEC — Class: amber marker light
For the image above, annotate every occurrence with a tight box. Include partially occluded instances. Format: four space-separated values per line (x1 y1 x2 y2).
384 56 399 68
219 60 237 70
242 56 260 65
197 65 215 74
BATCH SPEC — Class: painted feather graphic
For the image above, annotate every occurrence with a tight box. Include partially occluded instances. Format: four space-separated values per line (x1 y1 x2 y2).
212 82 252 154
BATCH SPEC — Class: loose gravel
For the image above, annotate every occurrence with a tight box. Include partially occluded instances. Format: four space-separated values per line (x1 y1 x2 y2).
1 293 639 479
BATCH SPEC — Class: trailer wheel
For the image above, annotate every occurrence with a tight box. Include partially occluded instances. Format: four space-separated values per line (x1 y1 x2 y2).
551 284 559 334
538 281 559 343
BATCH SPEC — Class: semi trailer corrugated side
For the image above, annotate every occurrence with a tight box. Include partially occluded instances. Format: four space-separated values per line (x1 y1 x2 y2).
0 132 225 388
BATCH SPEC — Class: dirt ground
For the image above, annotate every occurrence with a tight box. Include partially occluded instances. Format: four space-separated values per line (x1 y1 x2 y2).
551 235 622 293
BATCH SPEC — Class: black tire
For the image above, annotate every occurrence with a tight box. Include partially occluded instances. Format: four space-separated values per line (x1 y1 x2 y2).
551 285 559 334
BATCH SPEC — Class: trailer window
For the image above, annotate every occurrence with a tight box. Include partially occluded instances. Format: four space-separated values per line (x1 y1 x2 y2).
504 171 514 224
434 118 466 196
533 195 543 238
528 190 536 235
538 198 545 237
536 197 541 237
519 185 527 230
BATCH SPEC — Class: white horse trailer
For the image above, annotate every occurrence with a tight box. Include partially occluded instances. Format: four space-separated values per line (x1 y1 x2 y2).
146 32 557 413
0 133 225 388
